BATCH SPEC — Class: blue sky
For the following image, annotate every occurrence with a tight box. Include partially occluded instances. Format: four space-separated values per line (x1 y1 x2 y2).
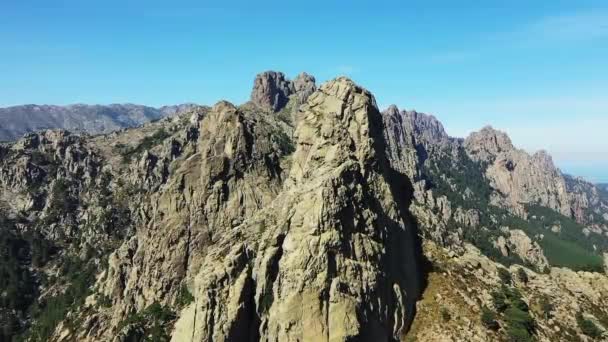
1 0 607 182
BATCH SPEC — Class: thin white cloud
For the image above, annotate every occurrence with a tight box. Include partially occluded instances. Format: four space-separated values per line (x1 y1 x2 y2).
427 10 608 64
524 10 608 42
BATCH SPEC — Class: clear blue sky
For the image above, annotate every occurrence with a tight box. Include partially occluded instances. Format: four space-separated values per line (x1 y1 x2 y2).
1 0 607 182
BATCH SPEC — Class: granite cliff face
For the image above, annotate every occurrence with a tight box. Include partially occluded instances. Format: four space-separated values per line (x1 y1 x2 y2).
464 126 608 233
92 77 423 341
1 72 608 342
464 126 571 217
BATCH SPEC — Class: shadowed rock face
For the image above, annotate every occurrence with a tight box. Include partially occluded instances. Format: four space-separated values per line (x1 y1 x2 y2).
250 71 317 113
292 72 317 104
251 71 295 112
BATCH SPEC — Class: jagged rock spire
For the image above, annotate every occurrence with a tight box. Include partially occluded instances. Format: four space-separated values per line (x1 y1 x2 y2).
250 71 317 112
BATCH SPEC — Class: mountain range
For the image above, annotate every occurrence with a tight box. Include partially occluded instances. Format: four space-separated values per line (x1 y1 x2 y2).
0 103 202 142
0 71 607 341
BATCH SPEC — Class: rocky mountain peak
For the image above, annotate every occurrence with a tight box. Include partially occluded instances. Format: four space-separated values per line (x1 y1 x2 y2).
250 71 317 113
289 77 382 183
532 149 556 169
403 110 450 146
381 105 420 178
464 125 573 217
384 104 401 117
250 71 293 112
292 72 317 104
464 125 514 163
246 76 422 340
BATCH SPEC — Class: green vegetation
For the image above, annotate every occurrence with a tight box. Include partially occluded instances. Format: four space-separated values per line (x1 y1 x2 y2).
505 306 535 341
525 205 605 271
176 284 194 308
424 147 605 273
0 224 37 340
23 257 96 341
423 147 492 211
30 150 51 166
498 268 512 285
0 211 58 341
462 225 526 267
91 172 133 239
116 128 171 163
118 302 176 341
97 294 112 308
29 150 59 178
272 128 295 155
517 268 528 284
481 306 499 330
491 289 508 313
274 97 297 126
576 312 603 339
491 286 536 341
45 179 78 225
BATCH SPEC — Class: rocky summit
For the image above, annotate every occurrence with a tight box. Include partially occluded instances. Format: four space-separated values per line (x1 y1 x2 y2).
1 72 608 342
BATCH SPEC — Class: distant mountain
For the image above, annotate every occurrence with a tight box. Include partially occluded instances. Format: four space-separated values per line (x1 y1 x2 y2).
0 103 201 141
598 183 608 201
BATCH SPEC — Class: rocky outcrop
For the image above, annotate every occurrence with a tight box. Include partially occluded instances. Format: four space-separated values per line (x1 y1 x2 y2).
464 126 514 164
0 130 102 224
565 174 608 224
292 72 317 104
251 71 294 112
381 105 419 179
463 126 608 227
464 126 571 217
250 71 317 113
493 229 549 271
402 110 451 149
94 99 290 337
411 241 608 342
168 77 423 341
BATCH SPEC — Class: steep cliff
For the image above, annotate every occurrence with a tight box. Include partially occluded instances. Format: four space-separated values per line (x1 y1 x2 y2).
464 126 571 217
88 77 423 341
